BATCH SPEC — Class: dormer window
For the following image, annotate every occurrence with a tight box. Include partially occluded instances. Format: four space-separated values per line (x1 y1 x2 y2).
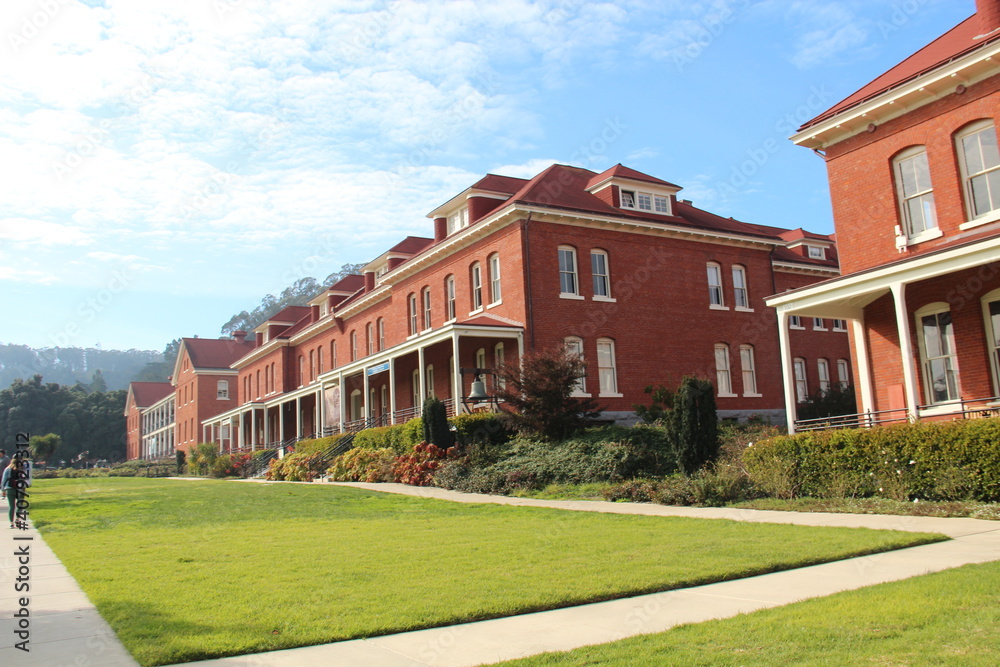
447 207 469 235
620 189 670 214
807 246 825 259
375 264 390 279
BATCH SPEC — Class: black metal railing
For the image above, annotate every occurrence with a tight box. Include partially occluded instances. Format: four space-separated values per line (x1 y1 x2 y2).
794 394 1000 433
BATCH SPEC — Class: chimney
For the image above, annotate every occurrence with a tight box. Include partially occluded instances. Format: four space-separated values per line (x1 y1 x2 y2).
232 330 246 343
434 217 447 242
310 305 320 322
364 270 375 292
387 256 405 271
979 0 1000 35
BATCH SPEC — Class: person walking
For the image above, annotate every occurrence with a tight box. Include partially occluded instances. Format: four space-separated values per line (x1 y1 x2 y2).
0 449 10 473
1 457 24 529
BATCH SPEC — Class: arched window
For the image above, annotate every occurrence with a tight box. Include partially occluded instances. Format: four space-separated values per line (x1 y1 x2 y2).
350 331 358 361
444 275 456 321
714 344 733 396
367 323 374 356
426 365 435 398
793 358 807 403
739 345 758 396
422 287 432 330
558 246 578 296
817 358 830 393
408 293 418 335
596 338 618 396
955 120 1000 223
707 262 725 307
494 342 505 390
471 262 483 310
377 318 385 351
916 302 959 404
732 265 749 309
488 253 502 304
563 336 586 395
591 249 610 299
837 358 850 389
893 146 938 241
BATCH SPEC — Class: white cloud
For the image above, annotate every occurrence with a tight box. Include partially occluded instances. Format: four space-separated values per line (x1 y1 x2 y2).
0 219 93 246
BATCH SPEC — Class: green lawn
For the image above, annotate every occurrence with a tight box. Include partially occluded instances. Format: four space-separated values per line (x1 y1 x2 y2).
493 560 1000 666
32 478 945 666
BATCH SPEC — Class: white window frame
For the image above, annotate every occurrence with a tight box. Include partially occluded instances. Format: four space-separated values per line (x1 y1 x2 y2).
563 336 589 397
806 245 825 259
411 369 421 413
707 262 726 309
591 250 612 301
445 275 457 322
793 358 808 403
558 246 581 298
408 294 418 336
620 189 670 215
217 380 229 400
447 207 469 235
983 289 1000 397
426 365 435 399
596 338 621 397
956 120 1000 228
740 345 760 397
732 265 750 310
471 262 483 312
832 319 847 332
494 342 505 390
837 358 850 389
350 332 358 362
915 302 960 406
488 253 502 305
813 317 827 331
715 344 734 397
817 358 830 393
893 146 941 243
789 315 804 329
366 323 374 356
377 318 385 351
422 287 432 331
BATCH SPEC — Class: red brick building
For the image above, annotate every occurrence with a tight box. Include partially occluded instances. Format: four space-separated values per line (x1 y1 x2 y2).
123 381 173 460
767 1 1000 431
205 163 849 449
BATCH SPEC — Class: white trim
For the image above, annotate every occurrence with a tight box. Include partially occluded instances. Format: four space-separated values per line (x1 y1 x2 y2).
734 306 754 313
982 288 1000 395
593 296 618 303
560 294 585 301
709 304 730 311
959 209 1000 230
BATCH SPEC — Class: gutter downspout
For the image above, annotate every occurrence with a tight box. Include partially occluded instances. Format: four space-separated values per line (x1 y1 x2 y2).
521 213 535 350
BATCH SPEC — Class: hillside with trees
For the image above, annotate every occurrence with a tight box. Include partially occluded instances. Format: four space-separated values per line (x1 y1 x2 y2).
0 343 163 390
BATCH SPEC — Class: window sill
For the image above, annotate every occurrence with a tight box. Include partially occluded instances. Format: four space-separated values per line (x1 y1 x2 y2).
717 393 738 398
709 304 729 311
468 308 484 316
487 300 503 308
593 295 617 303
599 392 623 398
789 325 805 330
813 327 828 332
571 391 592 398
734 306 754 313
443 318 457 325
959 209 1000 230
560 293 585 300
906 227 944 246
742 392 763 398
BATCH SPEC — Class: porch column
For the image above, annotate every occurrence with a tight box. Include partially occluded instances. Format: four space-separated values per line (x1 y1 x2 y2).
278 402 285 444
850 317 875 416
776 309 798 433
890 282 920 421
338 372 346 430
295 397 302 438
317 386 325 435
264 407 270 447
252 408 258 449
452 331 464 414
389 357 397 424
417 346 425 414
363 365 370 420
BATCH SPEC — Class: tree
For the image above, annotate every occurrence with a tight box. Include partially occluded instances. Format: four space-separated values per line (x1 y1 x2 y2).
633 384 674 424
671 376 719 475
29 433 62 462
422 397 453 448
496 345 601 441
89 369 108 393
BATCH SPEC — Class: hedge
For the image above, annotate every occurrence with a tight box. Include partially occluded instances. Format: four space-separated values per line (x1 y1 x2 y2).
743 418 1000 502
352 420 422 454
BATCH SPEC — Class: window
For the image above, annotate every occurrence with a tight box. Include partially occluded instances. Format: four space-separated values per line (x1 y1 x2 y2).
317 347 324 374
591 250 610 299
445 276 456 321
984 291 1000 393
471 262 483 310
488 254 501 304
813 318 826 330
426 365 435 398
807 245 825 259
707 263 724 307
366 323 374 356
621 189 669 214
298 355 305 385
620 189 635 208
956 121 1000 222
422 287 432 330
494 342 505 390
837 359 850 389
447 207 469 235
380 385 388 417
597 338 618 395
558 246 578 296
377 318 385 351
408 294 418 335
217 380 229 400
732 265 748 308
654 195 669 213
476 347 486 370
740 345 758 396
331 341 337 369
817 359 830 393
793 358 807 403
637 192 651 210
350 331 358 361
564 336 586 395
715 344 733 396
894 147 938 239
789 315 803 329
309 349 316 380
833 319 847 332
916 304 960 404
412 369 421 411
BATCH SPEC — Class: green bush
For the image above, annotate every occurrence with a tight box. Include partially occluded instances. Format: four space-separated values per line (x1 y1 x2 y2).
291 435 345 456
266 452 327 482
744 418 1000 502
671 376 718 475
423 397 454 448
450 412 512 447
34 467 110 479
108 459 175 478
603 465 757 507
327 448 396 482
353 419 422 454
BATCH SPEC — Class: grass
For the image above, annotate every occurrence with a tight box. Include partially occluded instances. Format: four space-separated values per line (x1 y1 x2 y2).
491 560 1000 666
32 478 945 666
733 497 1000 521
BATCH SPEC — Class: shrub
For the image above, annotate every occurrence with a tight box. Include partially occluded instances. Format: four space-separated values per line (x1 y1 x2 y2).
744 418 1000 502
671 376 718 475
108 459 175 478
292 435 346 456
208 453 251 478
353 419 422 454
422 397 454 448
266 452 327 482
450 412 512 447
188 442 220 476
327 448 396 482
392 442 462 486
633 384 673 424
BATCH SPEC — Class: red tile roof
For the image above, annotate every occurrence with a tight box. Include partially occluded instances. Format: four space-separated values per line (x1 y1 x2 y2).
183 337 257 370
586 163 681 190
460 314 523 328
275 313 314 339
267 305 311 324
130 382 173 407
801 14 997 129
328 274 365 293
389 236 434 255
471 174 529 194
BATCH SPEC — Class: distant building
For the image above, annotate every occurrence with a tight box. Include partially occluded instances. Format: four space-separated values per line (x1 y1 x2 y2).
767 0 1000 430
123 381 173 460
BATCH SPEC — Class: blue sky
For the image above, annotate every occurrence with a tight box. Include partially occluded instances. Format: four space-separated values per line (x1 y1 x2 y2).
0 0 976 353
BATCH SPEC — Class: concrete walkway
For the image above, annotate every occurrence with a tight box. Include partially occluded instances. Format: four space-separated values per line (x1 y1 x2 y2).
2 481 998 667
0 521 138 666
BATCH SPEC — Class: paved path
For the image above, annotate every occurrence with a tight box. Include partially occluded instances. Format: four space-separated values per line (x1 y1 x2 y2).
3 480 998 667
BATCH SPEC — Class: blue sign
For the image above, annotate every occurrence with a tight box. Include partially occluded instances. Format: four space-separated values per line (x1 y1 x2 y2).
367 362 390 376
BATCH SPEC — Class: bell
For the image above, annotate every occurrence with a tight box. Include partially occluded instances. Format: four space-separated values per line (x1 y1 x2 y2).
468 378 488 400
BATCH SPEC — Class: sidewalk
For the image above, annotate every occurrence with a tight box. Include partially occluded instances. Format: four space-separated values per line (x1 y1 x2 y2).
170 483 1000 667
2 482 998 667
0 522 138 666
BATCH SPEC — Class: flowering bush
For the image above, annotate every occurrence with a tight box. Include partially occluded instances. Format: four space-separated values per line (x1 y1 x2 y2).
266 452 326 482
327 448 396 482
209 453 251 478
392 442 463 486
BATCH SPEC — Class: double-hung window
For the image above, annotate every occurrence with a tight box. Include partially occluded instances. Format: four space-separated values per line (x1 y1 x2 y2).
408 294 418 336
591 250 610 299
837 359 850 389
366 323 374 356
471 262 483 311
377 318 385 351
559 246 578 296
984 290 1000 394
422 287 432 330
817 359 830 393
564 336 586 395
956 121 1000 223
894 147 938 240
445 276 456 321
740 345 758 396
707 263 724 307
793 358 807 403
715 344 733 396
488 254 501 304
916 304 960 404
596 338 618 396
732 265 748 309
